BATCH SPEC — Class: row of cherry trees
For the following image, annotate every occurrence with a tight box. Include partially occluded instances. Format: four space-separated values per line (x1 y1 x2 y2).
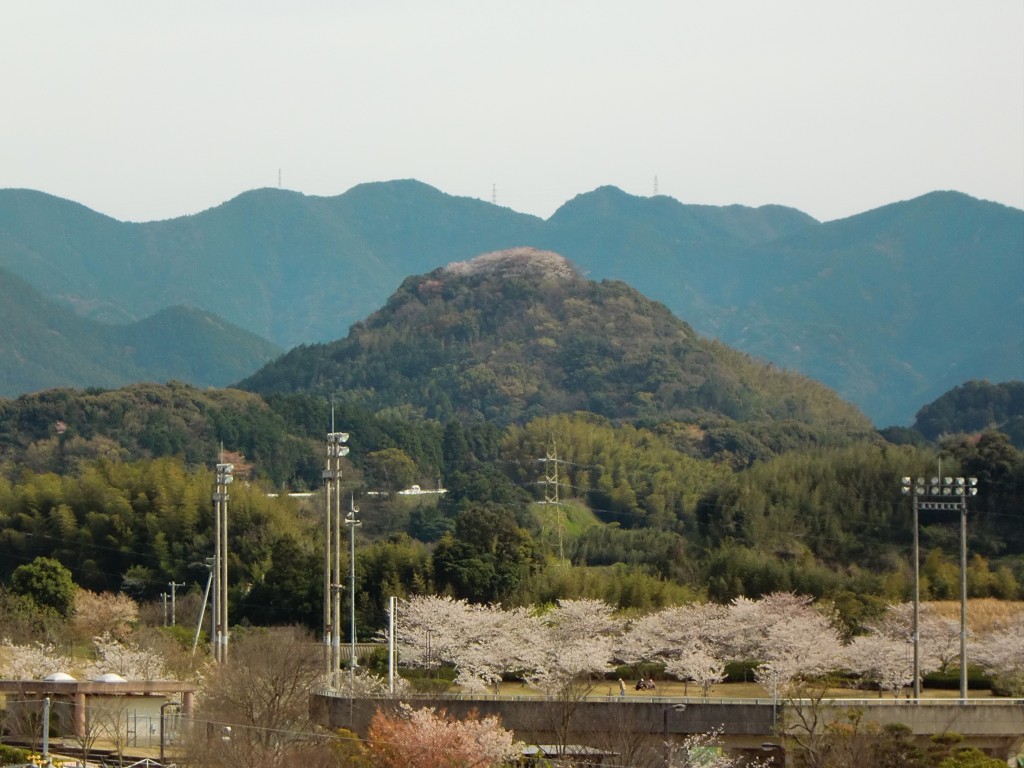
392 593 1024 697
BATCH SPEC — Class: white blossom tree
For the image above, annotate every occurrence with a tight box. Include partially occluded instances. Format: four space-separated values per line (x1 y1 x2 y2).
85 633 167 680
972 614 1024 696
521 598 620 696
664 641 726 697
395 596 535 692
844 633 914 697
0 638 73 679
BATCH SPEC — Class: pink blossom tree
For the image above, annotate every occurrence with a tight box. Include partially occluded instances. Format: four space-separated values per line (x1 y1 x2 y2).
367 704 521 768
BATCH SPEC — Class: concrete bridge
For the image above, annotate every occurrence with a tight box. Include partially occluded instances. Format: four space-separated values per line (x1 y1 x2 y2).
312 692 1024 765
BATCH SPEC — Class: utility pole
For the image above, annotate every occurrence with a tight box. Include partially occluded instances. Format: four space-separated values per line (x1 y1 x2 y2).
168 581 185 626
324 424 349 684
345 495 361 673
213 461 234 663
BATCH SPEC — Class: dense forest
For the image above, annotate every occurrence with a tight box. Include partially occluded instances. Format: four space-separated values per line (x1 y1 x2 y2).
1 381 1021 640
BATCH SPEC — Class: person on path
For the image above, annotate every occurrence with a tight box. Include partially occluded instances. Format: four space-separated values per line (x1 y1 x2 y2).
618 678 626 698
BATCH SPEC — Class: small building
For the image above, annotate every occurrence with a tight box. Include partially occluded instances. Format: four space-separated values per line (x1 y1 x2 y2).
0 676 195 749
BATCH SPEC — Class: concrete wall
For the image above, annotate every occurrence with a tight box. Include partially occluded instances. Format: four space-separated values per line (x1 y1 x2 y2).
312 693 1024 762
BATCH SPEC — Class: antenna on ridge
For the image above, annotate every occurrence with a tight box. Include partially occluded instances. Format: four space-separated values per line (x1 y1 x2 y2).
278 169 282 188
492 183 497 205
653 175 659 195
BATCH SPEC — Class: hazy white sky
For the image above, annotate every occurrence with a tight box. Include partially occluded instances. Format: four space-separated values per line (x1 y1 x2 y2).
3 1 1022 223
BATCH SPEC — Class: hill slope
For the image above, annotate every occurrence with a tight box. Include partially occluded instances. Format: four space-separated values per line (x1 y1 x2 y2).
239 248 874 444
0 266 280 396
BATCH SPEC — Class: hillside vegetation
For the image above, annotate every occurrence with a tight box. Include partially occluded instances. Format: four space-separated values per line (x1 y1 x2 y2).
240 248 873 445
0 265 280 396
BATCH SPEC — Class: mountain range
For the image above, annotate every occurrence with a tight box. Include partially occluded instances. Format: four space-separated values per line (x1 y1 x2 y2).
0 181 1020 425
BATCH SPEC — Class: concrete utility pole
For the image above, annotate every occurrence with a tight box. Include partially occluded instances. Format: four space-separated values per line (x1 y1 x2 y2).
213 462 234 663
345 495 361 673
168 581 185 625
324 427 349 683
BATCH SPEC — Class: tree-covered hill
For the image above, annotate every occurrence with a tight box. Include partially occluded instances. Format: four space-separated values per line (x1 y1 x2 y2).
0 266 280 397
239 248 875 445
0 382 317 486
2 182 1019 425
912 380 1024 448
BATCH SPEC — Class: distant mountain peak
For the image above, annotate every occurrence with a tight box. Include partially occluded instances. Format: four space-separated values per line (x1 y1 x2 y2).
442 247 578 281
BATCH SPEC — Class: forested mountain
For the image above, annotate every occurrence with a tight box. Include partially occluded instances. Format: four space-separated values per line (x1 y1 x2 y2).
239 248 874 448
1 182 1019 425
913 380 1024 448
0 265 280 395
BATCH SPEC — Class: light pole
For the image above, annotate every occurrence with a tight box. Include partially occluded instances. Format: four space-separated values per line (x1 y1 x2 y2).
901 475 978 701
345 497 361 672
213 462 233 664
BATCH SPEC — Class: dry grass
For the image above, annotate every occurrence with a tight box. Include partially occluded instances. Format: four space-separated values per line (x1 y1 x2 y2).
927 599 1024 632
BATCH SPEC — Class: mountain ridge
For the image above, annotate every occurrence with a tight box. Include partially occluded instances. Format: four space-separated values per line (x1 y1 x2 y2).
1 182 1020 425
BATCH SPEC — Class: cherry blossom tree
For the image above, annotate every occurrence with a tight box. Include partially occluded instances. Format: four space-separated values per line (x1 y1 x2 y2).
844 633 914 697
972 614 1024 696
869 602 959 675
664 641 726 697
0 638 73 679
85 633 167 680
521 598 620 696
394 596 534 692
719 594 847 694
367 704 521 768
71 589 138 643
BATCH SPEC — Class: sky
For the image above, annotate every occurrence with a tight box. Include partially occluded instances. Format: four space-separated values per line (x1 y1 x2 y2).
2 1 1022 224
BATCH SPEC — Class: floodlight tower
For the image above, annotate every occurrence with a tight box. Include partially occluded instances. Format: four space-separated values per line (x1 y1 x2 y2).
901 474 978 701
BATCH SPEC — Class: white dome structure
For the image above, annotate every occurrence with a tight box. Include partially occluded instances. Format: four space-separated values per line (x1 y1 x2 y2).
93 672 127 683
43 672 77 682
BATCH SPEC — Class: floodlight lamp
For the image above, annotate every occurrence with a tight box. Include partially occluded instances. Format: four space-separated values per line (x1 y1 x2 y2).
916 486 925 495
970 488 978 496
901 486 910 495
955 477 965 486
930 486 940 495
944 476 952 486
930 477 939 485
942 487 952 495
916 477 925 485
969 477 978 486
901 477 911 486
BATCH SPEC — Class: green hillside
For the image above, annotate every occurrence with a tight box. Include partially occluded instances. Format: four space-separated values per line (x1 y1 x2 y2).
0 266 280 397
239 248 873 446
